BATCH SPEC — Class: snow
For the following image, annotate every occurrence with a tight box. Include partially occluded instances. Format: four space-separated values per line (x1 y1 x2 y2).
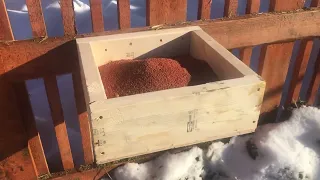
114 107 320 180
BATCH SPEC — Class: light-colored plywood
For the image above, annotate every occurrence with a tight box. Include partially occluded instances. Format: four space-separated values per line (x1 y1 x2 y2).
76 26 265 164
190 30 257 80
91 75 264 163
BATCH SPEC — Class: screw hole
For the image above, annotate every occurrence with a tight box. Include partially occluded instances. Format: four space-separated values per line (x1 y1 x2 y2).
129 42 132 46
105 49 107 51
160 39 163 42
101 152 105 155
99 116 103 119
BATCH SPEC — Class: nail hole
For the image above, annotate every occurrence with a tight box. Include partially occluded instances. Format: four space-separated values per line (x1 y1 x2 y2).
105 49 107 51
253 121 256 123
160 39 163 42
129 42 132 46
101 152 105 155
99 116 103 119
257 88 260 91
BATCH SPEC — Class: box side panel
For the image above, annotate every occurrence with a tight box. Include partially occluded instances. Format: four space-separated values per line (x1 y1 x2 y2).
190 30 257 80
77 43 106 104
90 32 191 66
91 76 265 164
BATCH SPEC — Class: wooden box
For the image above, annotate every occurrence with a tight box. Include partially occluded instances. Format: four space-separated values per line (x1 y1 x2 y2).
76 26 266 164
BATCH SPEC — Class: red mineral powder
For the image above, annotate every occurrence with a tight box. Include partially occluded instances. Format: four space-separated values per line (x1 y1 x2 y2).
99 56 218 98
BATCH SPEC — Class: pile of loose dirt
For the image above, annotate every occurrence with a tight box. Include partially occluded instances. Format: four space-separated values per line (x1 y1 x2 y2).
99 56 218 98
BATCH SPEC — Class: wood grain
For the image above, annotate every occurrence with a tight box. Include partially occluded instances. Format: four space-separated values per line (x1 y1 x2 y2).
307 50 320 105
26 0 47 37
117 0 131 29
258 43 294 113
60 0 76 35
224 0 238 17
258 0 305 115
90 0 104 32
44 76 74 170
14 82 49 176
0 0 14 40
286 40 313 104
198 0 212 20
146 0 187 26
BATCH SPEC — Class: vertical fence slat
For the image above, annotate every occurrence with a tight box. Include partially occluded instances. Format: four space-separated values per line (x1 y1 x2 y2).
307 51 320 105
224 0 238 17
286 40 313 104
198 0 212 20
0 0 14 40
60 0 76 35
117 0 131 29
26 0 47 38
258 43 294 113
146 0 187 26
90 0 104 32
311 0 320 7
258 0 305 116
269 0 305 11
239 0 259 67
44 76 74 170
239 47 252 66
15 82 50 176
72 71 94 164
246 0 260 14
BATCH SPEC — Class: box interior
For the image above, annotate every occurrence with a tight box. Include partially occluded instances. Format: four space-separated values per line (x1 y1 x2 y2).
81 29 252 99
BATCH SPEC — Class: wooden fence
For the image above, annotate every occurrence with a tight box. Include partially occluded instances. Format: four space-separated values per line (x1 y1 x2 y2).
0 0 320 179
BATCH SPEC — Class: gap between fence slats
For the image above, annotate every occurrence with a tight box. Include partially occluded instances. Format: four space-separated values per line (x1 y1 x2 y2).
14 81 50 176
286 40 313 104
311 0 320 7
0 0 14 40
198 0 212 20
90 0 104 32
307 50 320 105
224 0 238 17
117 0 131 29
44 76 74 170
146 0 187 26
60 0 76 35
72 70 94 164
239 0 260 68
26 0 47 38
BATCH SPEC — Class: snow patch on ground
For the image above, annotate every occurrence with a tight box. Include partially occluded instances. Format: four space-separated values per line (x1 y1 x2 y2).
114 107 320 180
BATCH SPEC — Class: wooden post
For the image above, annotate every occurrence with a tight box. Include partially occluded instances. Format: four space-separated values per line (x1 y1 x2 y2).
146 0 187 26
117 0 131 29
26 0 47 38
44 76 74 170
60 0 76 35
90 0 104 32
0 0 14 40
198 0 212 20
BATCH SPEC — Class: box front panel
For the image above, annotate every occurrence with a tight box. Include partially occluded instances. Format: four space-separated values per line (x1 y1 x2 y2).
90 78 265 164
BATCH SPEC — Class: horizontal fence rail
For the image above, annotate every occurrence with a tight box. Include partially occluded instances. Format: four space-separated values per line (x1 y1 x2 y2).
0 0 320 179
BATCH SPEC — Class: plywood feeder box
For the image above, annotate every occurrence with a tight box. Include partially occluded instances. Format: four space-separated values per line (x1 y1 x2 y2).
76 26 266 164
